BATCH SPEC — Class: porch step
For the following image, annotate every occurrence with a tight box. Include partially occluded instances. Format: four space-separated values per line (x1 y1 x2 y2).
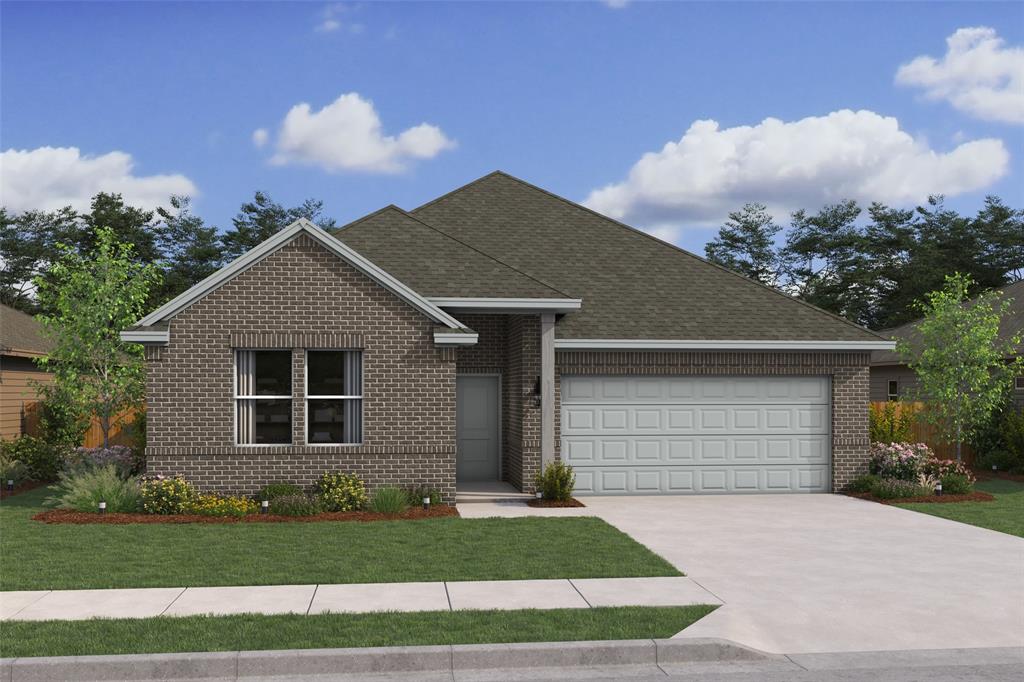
456 482 534 504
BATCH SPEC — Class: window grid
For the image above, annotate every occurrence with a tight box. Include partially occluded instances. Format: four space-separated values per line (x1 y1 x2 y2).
304 350 363 446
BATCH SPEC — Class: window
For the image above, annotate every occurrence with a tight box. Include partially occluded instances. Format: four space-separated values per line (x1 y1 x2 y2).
305 350 363 444
1016 376 1024 391
236 350 292 445
887 380 899 401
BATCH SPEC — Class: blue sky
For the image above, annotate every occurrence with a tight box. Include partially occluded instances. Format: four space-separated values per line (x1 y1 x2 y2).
2 1 1022 253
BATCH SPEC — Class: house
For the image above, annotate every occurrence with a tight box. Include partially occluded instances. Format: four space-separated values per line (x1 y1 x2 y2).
0 304 53 440
121 172 894 501
870 279 1024 408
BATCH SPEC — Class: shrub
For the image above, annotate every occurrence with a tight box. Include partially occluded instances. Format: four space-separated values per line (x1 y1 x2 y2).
36 383 90 449
316 472 367 512
0 435 67 481
869 477 932 500
535 461 575 501
404 485 444 507
68 446 136 478
256 482 303 501
269 493 322 517
976 449 1022 473
847 474 880 493
869 402 914 444
0 449 31 484
1000 409 1024 462
922 457 975 483
139 475 198 514
369 487 409 514
46 464 140 512
185 493 257 517
940 473 973 495
868 442 933 482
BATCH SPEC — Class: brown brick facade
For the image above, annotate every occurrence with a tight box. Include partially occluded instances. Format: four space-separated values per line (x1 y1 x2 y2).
144 234 458 501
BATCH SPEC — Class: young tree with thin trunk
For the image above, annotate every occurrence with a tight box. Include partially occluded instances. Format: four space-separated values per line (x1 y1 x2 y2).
898 273 1022 461
34 227 162 448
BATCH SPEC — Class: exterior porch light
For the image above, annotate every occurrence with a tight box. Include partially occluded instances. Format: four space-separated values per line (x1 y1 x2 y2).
98 501 107 514
261 500 270 514
532 376 541 408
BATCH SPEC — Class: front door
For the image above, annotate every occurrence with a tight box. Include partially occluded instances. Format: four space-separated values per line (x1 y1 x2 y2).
456 375 500 481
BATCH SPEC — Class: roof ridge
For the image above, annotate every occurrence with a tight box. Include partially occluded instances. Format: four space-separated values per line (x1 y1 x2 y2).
418 170 886 341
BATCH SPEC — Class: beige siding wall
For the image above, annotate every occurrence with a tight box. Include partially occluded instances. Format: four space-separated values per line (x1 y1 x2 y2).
0 355 52 440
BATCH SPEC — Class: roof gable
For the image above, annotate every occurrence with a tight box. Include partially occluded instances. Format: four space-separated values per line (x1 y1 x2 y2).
413 172 887 343
0 304 52 357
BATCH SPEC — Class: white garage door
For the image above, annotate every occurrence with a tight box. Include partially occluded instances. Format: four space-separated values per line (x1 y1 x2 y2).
561 376 831 494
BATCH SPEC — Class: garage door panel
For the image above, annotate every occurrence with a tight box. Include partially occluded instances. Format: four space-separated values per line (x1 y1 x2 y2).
563 435 829 466
561 377 830 405
572 464 830 494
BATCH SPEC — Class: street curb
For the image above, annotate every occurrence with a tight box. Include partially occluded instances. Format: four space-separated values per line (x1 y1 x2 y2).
0 637 772 681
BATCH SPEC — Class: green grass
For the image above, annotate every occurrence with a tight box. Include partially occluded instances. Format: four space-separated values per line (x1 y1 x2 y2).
895 478 1024 537
0 606 716 658
0 487 679 590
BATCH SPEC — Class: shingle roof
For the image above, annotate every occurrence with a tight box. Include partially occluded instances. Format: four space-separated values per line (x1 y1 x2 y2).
872 279 1024 365
411 172 885 342
332 205 570 299
0 304 52 357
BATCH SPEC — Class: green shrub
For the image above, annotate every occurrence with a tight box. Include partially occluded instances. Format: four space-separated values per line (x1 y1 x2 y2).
869 402 914 444
256 482 303 501
185 493 257 517
1000 409 1024 463
0 435 67 481
868 442 933 481
0 449 31 484
46 464 140 512
976 449 1022 473
36 383 90 449
940 473 973 495
369 487 409 514
139 475 198 514
315 472 367 512
847 474 880 493
404 485 444 507
269 493 323 517
535 461 575 501
869 477 932 500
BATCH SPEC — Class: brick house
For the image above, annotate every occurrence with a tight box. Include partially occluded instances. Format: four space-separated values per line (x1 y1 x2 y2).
123 172 894 502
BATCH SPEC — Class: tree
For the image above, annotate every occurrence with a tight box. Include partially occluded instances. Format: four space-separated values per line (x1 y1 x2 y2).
220 192 337 262
0 206 79 312
34 227 162 448
897 273 1023 461
154 195 223 304
705 203 783 286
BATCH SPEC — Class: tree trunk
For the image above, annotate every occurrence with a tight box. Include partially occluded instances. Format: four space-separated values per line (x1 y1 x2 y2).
101 411 110 449
955 424 962 463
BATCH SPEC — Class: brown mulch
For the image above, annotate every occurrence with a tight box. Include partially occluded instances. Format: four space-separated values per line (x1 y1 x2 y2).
844 491 996 505
32 505 460 525
527 497 586 508
0 480 47 500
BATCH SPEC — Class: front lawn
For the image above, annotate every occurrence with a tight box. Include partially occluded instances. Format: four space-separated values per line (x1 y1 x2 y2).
0 487 679 590
895 478 1024 537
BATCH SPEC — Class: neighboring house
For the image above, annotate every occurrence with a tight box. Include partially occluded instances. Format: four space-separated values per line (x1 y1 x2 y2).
870 279 1024 408
0 304 53 440
122 172 893 501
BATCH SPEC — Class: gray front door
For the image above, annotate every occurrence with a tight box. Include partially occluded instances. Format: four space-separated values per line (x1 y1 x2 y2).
456 375 500 481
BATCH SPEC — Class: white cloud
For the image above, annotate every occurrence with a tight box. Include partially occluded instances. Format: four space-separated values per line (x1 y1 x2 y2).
315 3 363 35
252 128 269 148
0 146 197 213
896 27 1024 125
584 109 1009 234
603 0 631 8
265 92 455 173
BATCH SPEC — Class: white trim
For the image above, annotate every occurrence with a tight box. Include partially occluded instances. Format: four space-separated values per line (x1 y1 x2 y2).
554 339 897 351
433 332 479 345
132 219 465 330
429 297 582 313
234 349 294 446
120 330 169 344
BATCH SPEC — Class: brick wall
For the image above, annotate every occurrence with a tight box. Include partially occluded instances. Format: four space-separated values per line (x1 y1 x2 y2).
555 350 872 491
144 234 457 501
507 315 541 491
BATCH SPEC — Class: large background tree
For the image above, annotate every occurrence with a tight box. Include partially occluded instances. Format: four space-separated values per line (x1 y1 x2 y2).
704 203 783 286
220 192 337 262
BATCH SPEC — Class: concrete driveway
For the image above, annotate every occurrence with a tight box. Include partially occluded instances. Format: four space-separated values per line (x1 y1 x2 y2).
460 494 1024 654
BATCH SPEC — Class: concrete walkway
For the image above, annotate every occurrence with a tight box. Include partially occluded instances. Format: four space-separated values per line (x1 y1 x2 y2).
0 576 720 621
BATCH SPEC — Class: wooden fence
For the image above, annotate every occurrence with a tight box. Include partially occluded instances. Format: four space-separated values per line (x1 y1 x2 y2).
869 401 976 464
22 402 141 449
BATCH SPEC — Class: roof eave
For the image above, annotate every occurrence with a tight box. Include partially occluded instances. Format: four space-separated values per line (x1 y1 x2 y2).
428 297 582 314
555 339 897 351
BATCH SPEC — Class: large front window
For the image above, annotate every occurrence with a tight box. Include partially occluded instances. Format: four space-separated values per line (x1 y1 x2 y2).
236 350 292 444
306 350 363 444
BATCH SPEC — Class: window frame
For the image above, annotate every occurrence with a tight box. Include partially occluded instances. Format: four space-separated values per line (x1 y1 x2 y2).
233 349 294 447
303 349 364 446
887 379 899 401
1015 376 1024 391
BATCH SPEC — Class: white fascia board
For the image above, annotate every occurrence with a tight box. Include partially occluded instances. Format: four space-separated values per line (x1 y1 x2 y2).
120 330 170 344
433 332 479 346
555 339 898 351
429 298 582 313
133 219 464 330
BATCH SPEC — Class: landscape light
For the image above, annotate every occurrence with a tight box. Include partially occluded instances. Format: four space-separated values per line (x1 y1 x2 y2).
935 483 942 497
5 479 13 492
422 496 430 511
261 500 269 514
98 501 107 514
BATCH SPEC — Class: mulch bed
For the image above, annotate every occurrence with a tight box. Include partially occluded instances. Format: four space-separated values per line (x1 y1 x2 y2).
844 491 995 505
0 481 47 500
527 498 586 508
32 506 460 525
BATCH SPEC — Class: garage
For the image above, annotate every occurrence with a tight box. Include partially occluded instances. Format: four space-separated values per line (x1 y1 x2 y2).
560 376 831 494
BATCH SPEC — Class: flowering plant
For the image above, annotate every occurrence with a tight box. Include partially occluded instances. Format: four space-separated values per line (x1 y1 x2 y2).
140 474 197 514
185 493 257 517
922 457 975 483
316 472 367 512
868 442 934 482
69 446 138 478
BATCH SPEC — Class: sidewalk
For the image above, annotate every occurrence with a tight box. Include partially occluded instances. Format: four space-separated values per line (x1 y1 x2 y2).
0 576 720 621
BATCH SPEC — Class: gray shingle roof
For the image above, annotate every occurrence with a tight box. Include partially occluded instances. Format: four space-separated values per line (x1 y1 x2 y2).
0 304 52 356
332 205 570 299
872 279 1024 365
411 172 885 342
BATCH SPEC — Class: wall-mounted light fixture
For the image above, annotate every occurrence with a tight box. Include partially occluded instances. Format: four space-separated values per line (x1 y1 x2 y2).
532 376 542 408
